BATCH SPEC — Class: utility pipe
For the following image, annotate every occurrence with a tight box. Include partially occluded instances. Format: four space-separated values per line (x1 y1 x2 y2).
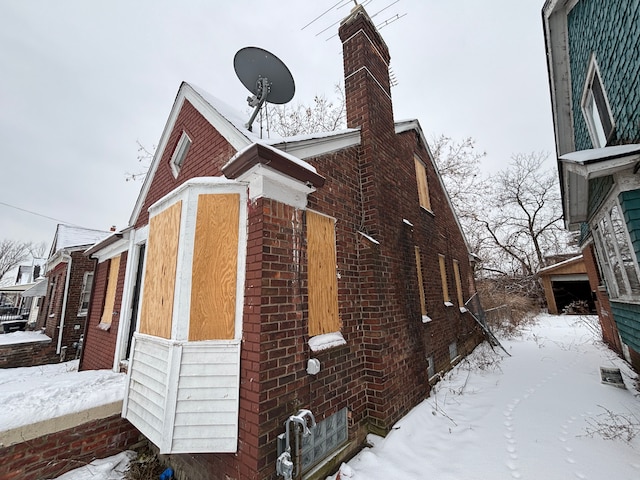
56 251 72 355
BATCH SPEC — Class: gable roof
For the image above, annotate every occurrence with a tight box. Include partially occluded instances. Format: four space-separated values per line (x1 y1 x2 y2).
49 224 112 257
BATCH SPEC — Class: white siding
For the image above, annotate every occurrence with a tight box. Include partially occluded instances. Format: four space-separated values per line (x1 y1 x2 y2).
123 334 240 453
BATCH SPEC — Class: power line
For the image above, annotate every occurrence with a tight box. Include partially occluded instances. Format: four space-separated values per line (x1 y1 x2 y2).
0 200 81 227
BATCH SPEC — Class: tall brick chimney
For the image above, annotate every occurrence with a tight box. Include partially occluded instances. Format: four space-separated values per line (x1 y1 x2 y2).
339 4 394 138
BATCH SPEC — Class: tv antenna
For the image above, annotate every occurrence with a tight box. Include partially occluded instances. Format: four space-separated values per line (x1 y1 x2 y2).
234 47 295 132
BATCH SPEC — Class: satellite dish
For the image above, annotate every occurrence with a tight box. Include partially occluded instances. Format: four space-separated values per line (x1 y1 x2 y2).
234 47 295 131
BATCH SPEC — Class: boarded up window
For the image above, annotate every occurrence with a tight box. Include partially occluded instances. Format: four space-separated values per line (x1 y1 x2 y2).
99 255 121 329
414 156 431 211
453 259 464 306
439 254 450 302
189 194 239 341
139 201 182 339
307 210 340 336
415 246 427 316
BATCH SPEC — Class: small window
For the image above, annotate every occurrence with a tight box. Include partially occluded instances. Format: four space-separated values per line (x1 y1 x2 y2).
453 259 464 307
99 255 121 330
414 246 428 321
449 342 458 362
581 57 614 148
439 254 451 304
170 131 192 178
414 156 431 211
426 356 435 379
307 210 340 337
78 272 94 316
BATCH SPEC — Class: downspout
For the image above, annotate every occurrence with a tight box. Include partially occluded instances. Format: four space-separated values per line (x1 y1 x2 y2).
57 251 72 354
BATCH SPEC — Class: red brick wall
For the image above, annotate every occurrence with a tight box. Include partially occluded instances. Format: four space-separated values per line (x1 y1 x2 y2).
134 99 236 229
80 252 128 371
0 415 143 480
0 340 58 369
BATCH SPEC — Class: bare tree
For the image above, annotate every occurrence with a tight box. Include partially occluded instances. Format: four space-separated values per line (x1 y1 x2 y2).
480 152 569 278
125 140 156 182
0 240 33 282
430 135 491 259
260 83 346 137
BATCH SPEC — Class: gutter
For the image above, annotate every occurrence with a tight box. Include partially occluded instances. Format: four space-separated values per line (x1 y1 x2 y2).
57 251 72 355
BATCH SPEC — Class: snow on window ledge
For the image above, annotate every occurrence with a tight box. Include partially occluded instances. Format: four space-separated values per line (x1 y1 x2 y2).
421 315 432 323
309 331 346 352
459 307 468 313
444 301 454 307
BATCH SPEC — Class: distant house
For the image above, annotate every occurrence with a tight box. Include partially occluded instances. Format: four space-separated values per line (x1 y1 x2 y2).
81 5 483 479
36 224 111 361
543 0 640 370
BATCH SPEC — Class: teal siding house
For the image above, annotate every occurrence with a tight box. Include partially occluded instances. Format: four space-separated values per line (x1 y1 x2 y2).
544 0 640 371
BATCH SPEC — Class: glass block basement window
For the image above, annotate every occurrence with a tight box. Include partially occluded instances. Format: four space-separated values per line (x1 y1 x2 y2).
300 408 348 473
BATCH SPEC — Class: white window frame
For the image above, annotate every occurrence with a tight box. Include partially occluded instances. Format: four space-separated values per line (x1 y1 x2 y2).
591 197 640 301
580 56 614 148
169 131 192 178
78 271 94 316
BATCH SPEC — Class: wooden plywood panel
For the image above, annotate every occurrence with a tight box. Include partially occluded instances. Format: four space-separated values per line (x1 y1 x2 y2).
307 211 340 337
453 259 464 306
100 255 121 326
140 201 182 339
189 194 239 341
439 254 450 302
415 246 427 315
414 157 431 210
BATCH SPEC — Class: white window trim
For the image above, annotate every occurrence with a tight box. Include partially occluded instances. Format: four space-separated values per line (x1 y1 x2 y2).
169 131 192 178
591 195 640 302
78 271 94 316
580 55 614 148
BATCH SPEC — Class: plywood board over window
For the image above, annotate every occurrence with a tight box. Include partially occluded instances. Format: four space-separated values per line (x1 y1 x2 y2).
99 255 121 329
453 259 464 306
414 246 427 316
189 193 239 341
439 254 450 303
414 156 431 211
139 201 182 339
307 210 340 337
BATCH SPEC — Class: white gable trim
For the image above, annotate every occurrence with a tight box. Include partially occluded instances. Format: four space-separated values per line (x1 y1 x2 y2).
128 83 252 227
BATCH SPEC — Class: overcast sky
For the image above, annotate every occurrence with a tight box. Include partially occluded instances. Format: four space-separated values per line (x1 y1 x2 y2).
0 0 555 249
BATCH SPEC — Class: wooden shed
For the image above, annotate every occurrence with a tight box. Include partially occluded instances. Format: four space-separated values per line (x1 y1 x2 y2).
538 255 594 314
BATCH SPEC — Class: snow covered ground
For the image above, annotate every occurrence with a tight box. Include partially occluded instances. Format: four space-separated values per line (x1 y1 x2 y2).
0 358 125 432
2 313 639 479
331 314 640 480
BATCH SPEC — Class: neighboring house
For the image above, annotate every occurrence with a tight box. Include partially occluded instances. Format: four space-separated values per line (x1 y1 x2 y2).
543 0 640 370
81 5 483 479
36 224 111 361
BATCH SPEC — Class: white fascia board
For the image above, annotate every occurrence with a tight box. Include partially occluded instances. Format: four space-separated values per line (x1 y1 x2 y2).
94 236 130 263
561 153 640 179
128 83 252 227
271 129 361 159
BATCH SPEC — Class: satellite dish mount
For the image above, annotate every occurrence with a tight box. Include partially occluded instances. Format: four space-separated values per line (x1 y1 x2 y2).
234 47 295 132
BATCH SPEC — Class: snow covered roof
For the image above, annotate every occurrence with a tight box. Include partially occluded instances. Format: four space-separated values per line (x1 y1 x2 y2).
537 255 584 275
49 224 112 257
21 278 48 297
559 144 640 228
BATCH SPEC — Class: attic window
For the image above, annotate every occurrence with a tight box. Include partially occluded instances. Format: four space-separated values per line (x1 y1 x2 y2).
581 56 614 148
170 131 192 178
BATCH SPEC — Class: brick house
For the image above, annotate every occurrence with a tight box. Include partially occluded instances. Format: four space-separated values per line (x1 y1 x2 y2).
543 0 640 370
36 224 111 361
81 5 483 479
